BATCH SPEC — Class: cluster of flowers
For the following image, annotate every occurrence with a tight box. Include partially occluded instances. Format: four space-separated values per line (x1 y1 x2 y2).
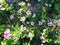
0 0 60 45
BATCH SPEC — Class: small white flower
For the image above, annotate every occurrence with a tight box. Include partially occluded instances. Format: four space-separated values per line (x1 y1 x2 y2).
20 16 26 22
38 0 41 2
21 25 24 30
26 10 31 15
49 4 52 7
19 1 25 6
0 7 5 10
41 44 43 45
32 13 36 17
41 19 45 23
0 0 3 3
26 21 30 24
0 5 2 7
31 22 34 26
42 33 45 35
53 20 57 24
23 27 26 30
28 33 32 37
21 25 27 31
43 29 46 32
26 30 29 32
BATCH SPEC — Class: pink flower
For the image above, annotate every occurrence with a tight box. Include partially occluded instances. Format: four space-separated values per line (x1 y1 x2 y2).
10 15 14 20
27 2 31 6
4 28 10 39
31 22 34 26
47 22 53 26
26 10 31 15
18 9 23 13
38 21 43 25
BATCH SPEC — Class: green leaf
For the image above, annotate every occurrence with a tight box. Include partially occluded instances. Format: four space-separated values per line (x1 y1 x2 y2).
55 3 60 10
51 0 55 3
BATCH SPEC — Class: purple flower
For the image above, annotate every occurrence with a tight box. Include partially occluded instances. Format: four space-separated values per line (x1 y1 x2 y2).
27 2 31 6
26 10 31 15
10 15 14 20
47 22 53 26
31 22 34 26
4 28 10 39
45 3 48 6
38 21 43 25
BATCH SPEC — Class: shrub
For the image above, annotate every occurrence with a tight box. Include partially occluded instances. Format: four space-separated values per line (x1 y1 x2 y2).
0 0 60 45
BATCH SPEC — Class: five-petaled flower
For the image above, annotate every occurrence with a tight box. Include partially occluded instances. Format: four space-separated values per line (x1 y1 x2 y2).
38 21 43 26
28 33 32 37
4 28 10 39
26 10 31 15
47 22 53 26
27 2 31 6
31 22 34 26
40 37 46 43
10 15 14 20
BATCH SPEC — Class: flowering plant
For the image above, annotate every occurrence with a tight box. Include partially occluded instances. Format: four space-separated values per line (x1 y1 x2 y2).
0 0 60 45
